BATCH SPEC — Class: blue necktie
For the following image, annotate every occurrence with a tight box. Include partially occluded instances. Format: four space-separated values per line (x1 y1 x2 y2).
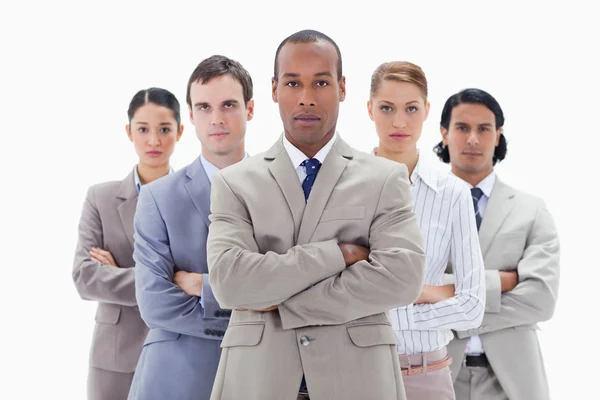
471 187 484 231
301 158 322 201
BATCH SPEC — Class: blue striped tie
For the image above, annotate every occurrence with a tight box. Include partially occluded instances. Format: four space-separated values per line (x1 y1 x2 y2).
301 158 322 201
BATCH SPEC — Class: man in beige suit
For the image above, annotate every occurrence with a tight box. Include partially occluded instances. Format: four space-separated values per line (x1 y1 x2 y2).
435 88 560 400
206 29 426 400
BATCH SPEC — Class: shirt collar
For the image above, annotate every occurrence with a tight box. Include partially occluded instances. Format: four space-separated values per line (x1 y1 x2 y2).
451 170 496 198
134 166 174 193
370 147 439 192
200 153 250 184
283 133 337 169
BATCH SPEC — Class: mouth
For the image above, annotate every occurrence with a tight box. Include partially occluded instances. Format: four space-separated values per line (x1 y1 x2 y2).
389 131 410 140
463 150 483 156
294 113 321 127
209 130 229 138
146 151 163 157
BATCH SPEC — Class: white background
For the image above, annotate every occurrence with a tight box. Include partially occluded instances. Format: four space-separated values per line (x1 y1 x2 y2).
1 1 598 398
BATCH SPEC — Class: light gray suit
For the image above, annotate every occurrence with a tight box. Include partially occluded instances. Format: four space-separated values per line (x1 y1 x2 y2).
445 177 560 400
207 137 426 400
127 157 231 400
72 170 148 400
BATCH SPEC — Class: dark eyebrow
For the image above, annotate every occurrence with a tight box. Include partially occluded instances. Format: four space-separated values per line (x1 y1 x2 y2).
159 122 174 126
315 72 333 78
478 123 494 128
454 121 469 126
406 100 420 105
194 102 208 108
135 122 148 125
222 99 240 105
282 73 299 78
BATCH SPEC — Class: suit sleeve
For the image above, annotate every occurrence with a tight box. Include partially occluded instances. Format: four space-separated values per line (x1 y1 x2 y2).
473 201 560 333
395 184 486 331
133 185 228 338
278 165 426 329
206 172 347 310
72 186 137 306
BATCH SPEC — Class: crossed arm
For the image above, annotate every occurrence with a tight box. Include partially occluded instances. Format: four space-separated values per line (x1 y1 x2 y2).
207 166 426 329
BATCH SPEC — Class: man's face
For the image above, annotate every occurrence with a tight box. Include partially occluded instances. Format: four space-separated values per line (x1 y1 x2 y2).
272 40 345 148
441 103 501 175
189 74 254 157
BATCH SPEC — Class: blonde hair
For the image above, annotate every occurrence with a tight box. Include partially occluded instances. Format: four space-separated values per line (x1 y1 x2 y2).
370 61 428 100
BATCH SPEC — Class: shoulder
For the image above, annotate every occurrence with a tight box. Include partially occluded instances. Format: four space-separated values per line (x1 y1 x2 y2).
217 151 270 184
86 180 121 204
498 180 548 212
143 166 189 197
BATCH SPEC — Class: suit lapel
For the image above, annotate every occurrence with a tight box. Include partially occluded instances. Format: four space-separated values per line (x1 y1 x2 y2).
116 169 138 250
296 137 353 245
479 178 516 257
266 138 306 243
184 157 212 228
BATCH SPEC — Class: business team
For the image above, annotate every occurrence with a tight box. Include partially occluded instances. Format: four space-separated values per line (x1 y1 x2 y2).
73 29 560 400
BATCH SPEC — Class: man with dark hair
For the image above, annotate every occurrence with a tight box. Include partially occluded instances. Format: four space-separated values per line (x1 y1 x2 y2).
437 88 560 400
207 29 425 400
128 55 254 400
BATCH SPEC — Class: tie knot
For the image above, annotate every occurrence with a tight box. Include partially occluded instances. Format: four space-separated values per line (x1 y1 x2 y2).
471 187 484 201
302 158 321 176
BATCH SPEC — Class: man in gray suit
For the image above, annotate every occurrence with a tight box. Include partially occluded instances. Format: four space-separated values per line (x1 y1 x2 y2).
436 88 560 400
127 55 255 400
207 30 426 400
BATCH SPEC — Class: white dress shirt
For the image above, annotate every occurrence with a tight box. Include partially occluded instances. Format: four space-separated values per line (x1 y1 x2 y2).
460 171 496 355
134 165 174 193
282 133 336 183
378 151 486 355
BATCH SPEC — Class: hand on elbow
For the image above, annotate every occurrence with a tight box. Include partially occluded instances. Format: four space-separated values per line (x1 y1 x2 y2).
500 271 519 293
174 271 203 297
338 243 370 266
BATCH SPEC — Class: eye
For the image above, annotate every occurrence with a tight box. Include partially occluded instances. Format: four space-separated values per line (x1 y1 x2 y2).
458 126 469 132
285 81 299 87
223 103 234 109
407 106 418 113
479 126 489 132
159 127 171 134
198 105 209 111
138 127 148 133
380 105 393 112
315 81 329 87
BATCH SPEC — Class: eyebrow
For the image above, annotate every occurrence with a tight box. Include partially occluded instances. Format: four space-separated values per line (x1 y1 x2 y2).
135 121 173 125
194 99 240 108
281 71 333 78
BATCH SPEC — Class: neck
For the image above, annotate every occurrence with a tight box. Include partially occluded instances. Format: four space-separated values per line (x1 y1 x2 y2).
451 165 493 187
375 144 419 179
137 162 171 185
285 128 335 159
202 145 246 170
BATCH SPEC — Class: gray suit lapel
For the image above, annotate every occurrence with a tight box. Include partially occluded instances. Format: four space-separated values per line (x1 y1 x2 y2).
266 138 306 244
116 170 138 250
184 157 212 228
479 178 516 257
296 137 353 245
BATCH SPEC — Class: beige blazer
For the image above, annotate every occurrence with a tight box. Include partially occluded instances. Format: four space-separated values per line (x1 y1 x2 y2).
207 136 426 400
72 170 149 374
445 177 560 400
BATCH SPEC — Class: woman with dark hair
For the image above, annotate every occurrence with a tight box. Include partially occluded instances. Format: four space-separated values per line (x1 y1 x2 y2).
367 62 486 400
72 87 183 400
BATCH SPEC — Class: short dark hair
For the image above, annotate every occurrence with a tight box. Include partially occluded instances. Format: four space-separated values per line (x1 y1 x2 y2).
186 55 253 108
127 87 181 126
273 29 343 81
433 88 508 165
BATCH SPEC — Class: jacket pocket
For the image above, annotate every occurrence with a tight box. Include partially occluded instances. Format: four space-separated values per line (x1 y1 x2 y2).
347 323 397 348
95 304 121 324
320 206 366 222
221 323 265 348
143 328 181 346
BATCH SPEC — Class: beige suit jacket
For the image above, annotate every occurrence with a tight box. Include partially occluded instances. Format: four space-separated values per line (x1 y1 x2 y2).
72 170 149 374
445 177 560 400
207 136 426 400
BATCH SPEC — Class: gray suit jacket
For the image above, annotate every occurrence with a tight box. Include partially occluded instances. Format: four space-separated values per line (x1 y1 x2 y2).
445 177 560 400
128 157 231 400
207 137 426 400
72 170 148 375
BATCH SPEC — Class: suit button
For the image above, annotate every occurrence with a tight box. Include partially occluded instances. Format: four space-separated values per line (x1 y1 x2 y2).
217 331 224 337
214 310 222 317
204 329 210 335
299 336 310 346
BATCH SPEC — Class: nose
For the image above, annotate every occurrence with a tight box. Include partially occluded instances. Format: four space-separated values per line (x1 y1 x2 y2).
147 131 160 146
211 108 225 126
466 130 479 145
393 115 407 129
297 87 316 107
